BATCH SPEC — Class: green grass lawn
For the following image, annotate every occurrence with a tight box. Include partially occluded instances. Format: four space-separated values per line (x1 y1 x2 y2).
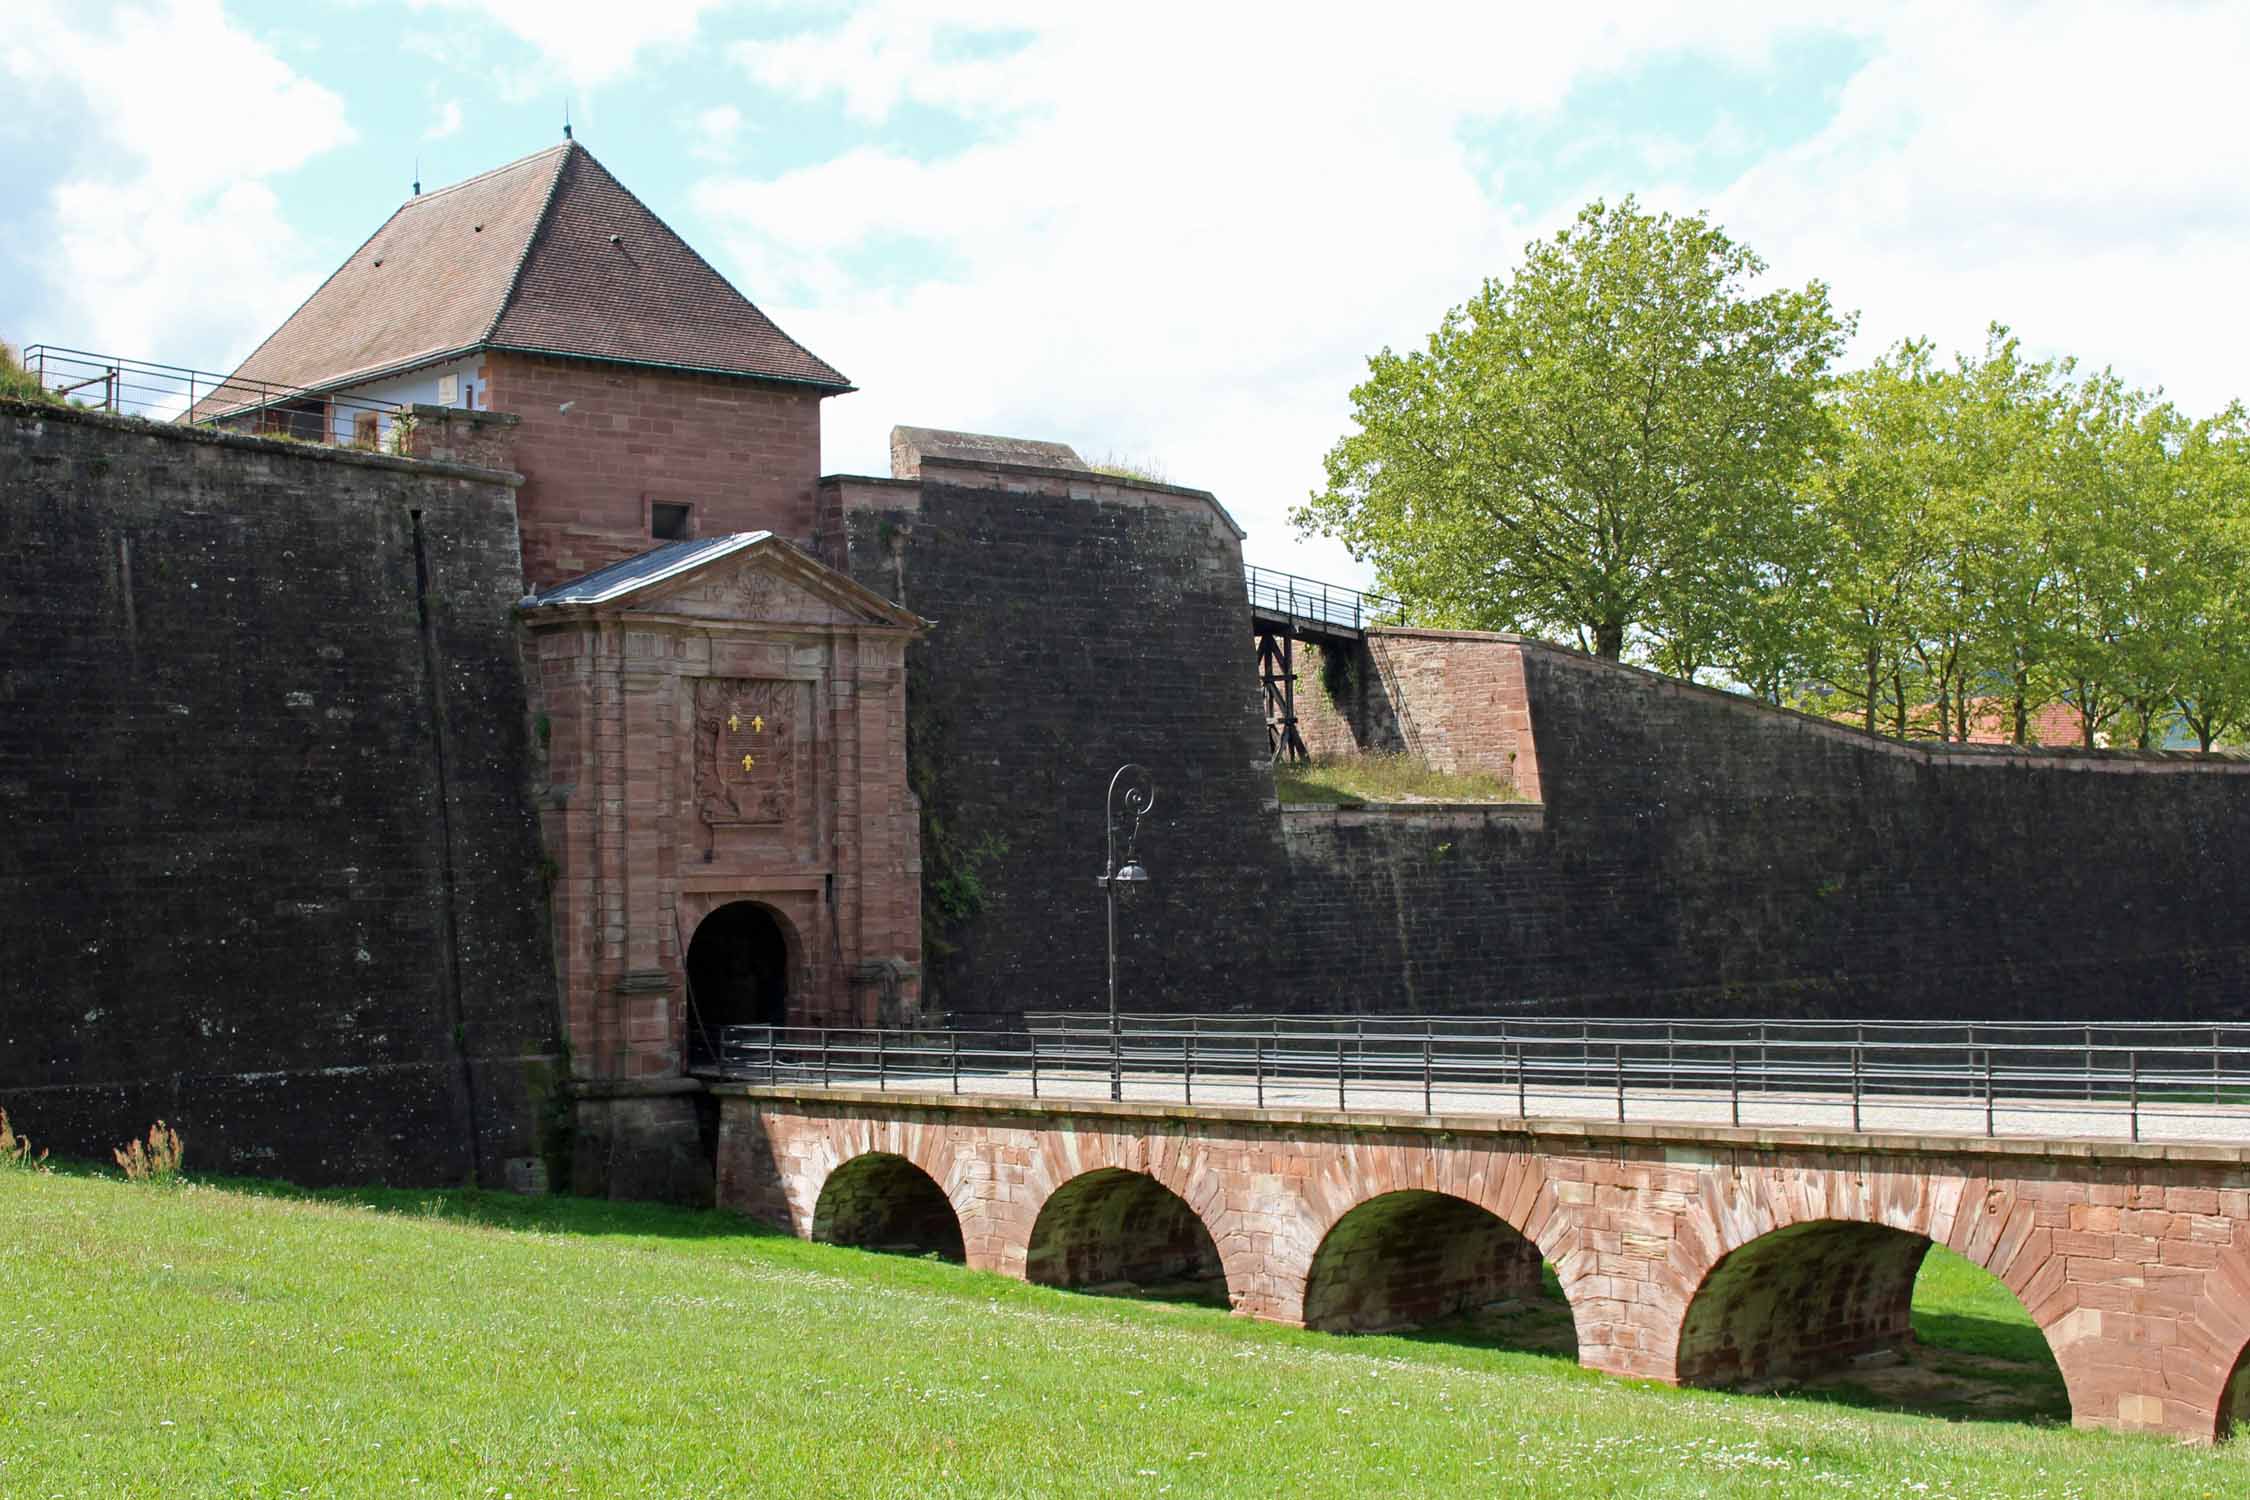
1275 751 1523 806
3 1170 2245 1498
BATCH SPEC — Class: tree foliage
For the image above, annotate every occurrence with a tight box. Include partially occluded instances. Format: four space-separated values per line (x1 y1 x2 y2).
1300 201 2250 750
1295 198 1850 662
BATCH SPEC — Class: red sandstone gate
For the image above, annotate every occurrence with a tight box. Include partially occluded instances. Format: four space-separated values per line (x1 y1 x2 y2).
715 1082 2250 1443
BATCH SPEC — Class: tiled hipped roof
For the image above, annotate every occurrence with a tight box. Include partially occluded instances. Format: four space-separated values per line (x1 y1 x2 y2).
194 142 846 418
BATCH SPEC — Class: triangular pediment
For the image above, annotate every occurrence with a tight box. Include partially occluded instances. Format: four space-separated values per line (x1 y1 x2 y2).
524 532 925 633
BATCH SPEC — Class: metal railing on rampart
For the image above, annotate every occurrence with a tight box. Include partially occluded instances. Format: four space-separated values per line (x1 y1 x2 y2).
696 1012 2250 1146
14 344 403 447
1244 565 1399 634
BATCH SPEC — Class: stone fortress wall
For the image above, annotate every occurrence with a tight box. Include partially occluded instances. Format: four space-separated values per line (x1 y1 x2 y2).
7 393 2250 1193
828 446 2250 1025
0 400 563 1185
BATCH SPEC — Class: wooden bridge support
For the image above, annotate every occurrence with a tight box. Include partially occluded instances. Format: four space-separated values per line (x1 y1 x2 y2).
1257 627 1308 763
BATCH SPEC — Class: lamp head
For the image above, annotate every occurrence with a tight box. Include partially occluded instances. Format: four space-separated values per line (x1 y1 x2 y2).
1114 859 1149 886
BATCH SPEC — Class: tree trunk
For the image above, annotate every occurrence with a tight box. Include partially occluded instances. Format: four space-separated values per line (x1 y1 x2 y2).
1863 648 1879 735
1593 619 1625 661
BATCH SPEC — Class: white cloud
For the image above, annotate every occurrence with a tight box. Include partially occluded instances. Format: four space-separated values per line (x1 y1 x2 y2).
1704 0 2250 416
689 103 744 163
424 98 465 141
2 0 353 367
701 1 2250 583
407 0 725 89
706 1 1818 579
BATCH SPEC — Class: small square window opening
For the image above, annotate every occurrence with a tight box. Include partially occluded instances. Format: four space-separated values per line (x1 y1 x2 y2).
650 502 693 541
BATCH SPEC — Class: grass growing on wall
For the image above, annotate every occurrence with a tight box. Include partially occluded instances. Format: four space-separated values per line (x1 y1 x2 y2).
0 1169 2239 1497
0 342 62 407
1275 751 1523 806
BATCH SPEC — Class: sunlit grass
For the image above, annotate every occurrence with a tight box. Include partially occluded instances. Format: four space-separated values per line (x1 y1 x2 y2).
0 1171 2240 1497
1275 751 1523 806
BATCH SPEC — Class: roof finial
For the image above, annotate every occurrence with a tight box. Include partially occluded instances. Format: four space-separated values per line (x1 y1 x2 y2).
563 100 573 141
412 156 421 196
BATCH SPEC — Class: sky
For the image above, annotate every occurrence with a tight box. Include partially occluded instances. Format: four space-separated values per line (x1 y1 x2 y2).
5 1 2248 584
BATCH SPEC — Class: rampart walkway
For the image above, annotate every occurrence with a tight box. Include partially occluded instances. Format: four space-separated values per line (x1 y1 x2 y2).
713 1063 2250 1443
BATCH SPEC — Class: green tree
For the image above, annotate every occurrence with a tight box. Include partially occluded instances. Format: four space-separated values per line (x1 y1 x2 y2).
2157 407 2250 751
1296 197 1850 662
1798 342 1948 733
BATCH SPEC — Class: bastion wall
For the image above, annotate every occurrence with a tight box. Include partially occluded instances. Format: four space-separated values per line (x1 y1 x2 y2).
0 401 563 1185
829 460 2250 1024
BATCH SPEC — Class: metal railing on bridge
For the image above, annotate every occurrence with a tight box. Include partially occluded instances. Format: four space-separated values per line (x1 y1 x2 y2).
15 344 405 447
697 1012 2250 1146
1244 565 1399 635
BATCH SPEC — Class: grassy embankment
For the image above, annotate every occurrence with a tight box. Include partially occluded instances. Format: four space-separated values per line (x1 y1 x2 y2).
1274 751 1522 806
2 1169 2245 1498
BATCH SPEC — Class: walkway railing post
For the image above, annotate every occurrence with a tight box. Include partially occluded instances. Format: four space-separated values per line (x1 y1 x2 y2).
1423 1036 1433 1116
877 1029 887 1091
1337 1037 1346 1110
1614 1043 1625 1123
1183 1031 1193 1106
1111 1023 1122 1104
1984 1047 1995 1137
951 1031 961 1096
767 1027 777 1085
1730 1045 1740 1127
820 1027 830 1089
1255 1036 1265 1109
1030 1031 1040 1100
1515 1040 1526 1119
2085 1025 2095 1101
2216 1026 2224 1106
2130 1050 2141 1142
1666 1021 1675 1091
1851 1035 1862 1133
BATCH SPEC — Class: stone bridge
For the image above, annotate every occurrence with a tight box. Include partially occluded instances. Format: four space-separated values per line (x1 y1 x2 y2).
714 1085 2250 1443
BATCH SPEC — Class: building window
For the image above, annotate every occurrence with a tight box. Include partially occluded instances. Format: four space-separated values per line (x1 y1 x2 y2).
650 502 693 541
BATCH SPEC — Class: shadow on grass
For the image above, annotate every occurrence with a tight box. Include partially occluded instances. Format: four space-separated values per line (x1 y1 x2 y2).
166 1170 789 1245
1728 1310 2071 1428
1304 1264 1584 1366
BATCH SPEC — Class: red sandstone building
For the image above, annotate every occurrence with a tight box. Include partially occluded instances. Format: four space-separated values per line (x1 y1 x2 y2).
195 140 848 589
200 142 925 1164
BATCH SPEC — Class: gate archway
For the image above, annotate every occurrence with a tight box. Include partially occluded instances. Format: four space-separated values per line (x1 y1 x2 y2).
686 901 795 1036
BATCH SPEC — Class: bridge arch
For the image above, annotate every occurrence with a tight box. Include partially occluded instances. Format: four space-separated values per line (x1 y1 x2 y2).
1280 1142 1582 1340
2177 1236 2250 1442
1302 1189 1551 1337
1024 1167 1229 1303
811 1151 965 1262
1663 1167 2086 1420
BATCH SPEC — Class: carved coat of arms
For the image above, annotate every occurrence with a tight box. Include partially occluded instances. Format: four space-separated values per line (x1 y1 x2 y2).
694 678 799 826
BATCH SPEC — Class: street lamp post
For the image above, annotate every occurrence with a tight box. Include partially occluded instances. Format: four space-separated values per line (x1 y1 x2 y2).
1097 764 1156 1101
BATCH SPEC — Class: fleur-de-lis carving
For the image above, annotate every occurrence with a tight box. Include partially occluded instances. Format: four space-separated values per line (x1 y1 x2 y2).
751 715 765 733
741 753 756 772
727 713 741 733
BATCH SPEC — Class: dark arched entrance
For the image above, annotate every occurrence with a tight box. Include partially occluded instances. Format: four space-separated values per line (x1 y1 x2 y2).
686 901 792 1032
813 1153 966 1262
